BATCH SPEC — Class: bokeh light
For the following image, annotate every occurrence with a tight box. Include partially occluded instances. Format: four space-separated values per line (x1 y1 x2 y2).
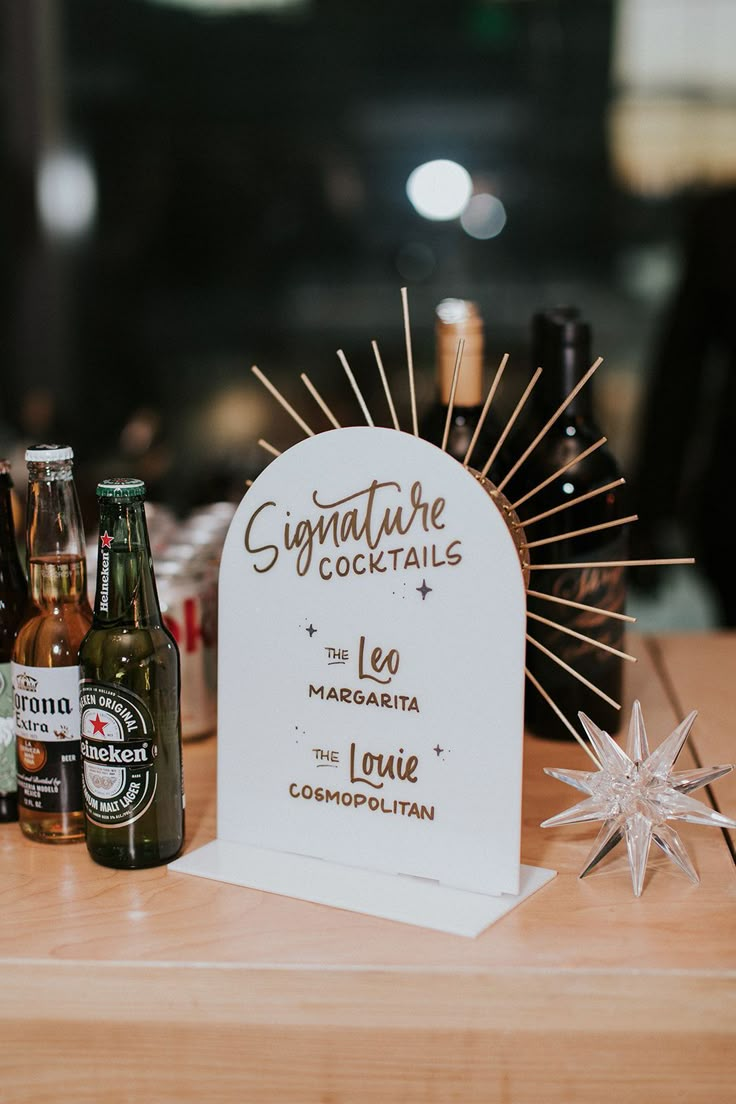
406 160 473 221
36 148 97 237
460 193 507 239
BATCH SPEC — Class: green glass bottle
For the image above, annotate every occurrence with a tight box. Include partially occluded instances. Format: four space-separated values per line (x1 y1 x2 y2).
79 478 184 868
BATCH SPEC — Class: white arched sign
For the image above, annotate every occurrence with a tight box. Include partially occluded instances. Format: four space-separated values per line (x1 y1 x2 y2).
172 428 555 934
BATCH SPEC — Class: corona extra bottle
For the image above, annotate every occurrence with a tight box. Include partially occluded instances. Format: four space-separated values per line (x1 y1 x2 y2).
13 445 91 841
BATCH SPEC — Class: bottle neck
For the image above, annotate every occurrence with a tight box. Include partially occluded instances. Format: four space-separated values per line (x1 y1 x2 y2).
533 309 595 422
94 498 163 627
26 460 89 606
552 351 594 422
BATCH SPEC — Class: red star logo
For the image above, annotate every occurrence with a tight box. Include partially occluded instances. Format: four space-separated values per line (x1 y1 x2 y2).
100 531 113 549
90 713 108 736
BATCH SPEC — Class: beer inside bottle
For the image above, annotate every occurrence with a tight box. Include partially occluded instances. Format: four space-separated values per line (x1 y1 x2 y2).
0 460 28 823
13 445 91 842
79 478 184 868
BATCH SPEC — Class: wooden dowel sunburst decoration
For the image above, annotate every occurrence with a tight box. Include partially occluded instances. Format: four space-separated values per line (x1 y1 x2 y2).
441 338 465 454
525 668 602 765
523 513 639 550
251 365 315 438
249 287 696 747
526 589 637 624
463 352 508 468
401 286 419 436
526 633 620 711
301 372 342 429
337 349 375 427
510 437 608 511
257 438 282 458
372 340 400 432
495 356 603 493
480 366 543 479
519 478 625 528
527 610 637 663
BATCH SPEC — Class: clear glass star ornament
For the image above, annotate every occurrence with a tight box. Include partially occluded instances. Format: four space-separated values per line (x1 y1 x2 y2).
541 700 736 896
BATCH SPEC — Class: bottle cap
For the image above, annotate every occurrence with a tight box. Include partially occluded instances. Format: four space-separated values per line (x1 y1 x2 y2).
25 444 74 463
0 458 11 475
97 478 146 499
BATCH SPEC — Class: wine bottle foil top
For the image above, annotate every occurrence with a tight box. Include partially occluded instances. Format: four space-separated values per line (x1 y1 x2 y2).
435 298 481 326
0 457 12 475
25 444 74 463
435 298 484 406
97 478 146 499
532 308 591 364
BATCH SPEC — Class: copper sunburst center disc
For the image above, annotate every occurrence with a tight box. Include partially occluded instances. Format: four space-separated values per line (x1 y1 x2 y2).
469 469 530 588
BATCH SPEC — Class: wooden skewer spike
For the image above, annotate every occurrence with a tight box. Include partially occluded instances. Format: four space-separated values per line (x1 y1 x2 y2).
524 514 638 550
441 338 465 453
251 365 314 438
530 557 695 571
401 286 419 436
481 367 543 479
300 373 342 430
496 356 603 492
527 610 637 663
525 667 601 767
526 588 637 624
510 437 607 510
520 478 625 528
371 340 400 432
257 438 281 458
337 349 375 427
463 352 509 467
526 633 621 710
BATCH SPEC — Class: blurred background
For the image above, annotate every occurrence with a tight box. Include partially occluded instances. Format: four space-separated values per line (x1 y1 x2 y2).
2 0 735 627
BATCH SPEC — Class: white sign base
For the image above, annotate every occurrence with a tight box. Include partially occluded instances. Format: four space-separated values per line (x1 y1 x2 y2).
170 843 556 938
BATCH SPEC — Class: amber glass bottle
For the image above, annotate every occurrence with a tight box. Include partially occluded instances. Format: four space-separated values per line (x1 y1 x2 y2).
12 445 92 841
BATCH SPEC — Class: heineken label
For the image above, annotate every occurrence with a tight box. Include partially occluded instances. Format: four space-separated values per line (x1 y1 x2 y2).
0 663 16 796
80 682 158 828
12 662 83 814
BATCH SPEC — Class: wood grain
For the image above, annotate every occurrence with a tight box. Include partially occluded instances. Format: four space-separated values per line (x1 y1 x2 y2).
0 633 734 1103
650 631 736 847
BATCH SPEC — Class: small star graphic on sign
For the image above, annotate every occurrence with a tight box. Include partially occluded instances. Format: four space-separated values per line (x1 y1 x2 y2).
433 744 443 756
306 624 317 637
100 531 113 549
416 579 432 600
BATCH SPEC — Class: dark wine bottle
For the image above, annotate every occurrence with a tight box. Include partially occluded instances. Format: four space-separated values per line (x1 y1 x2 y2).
0 460 28 823
523 308 628 740
419 299 505 480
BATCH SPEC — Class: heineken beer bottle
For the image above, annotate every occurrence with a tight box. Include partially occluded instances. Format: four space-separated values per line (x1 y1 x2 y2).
13 445 92 842
79 479 184 868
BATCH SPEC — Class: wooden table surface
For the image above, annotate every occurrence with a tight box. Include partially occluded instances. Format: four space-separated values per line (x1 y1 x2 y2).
1 632 734 1103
